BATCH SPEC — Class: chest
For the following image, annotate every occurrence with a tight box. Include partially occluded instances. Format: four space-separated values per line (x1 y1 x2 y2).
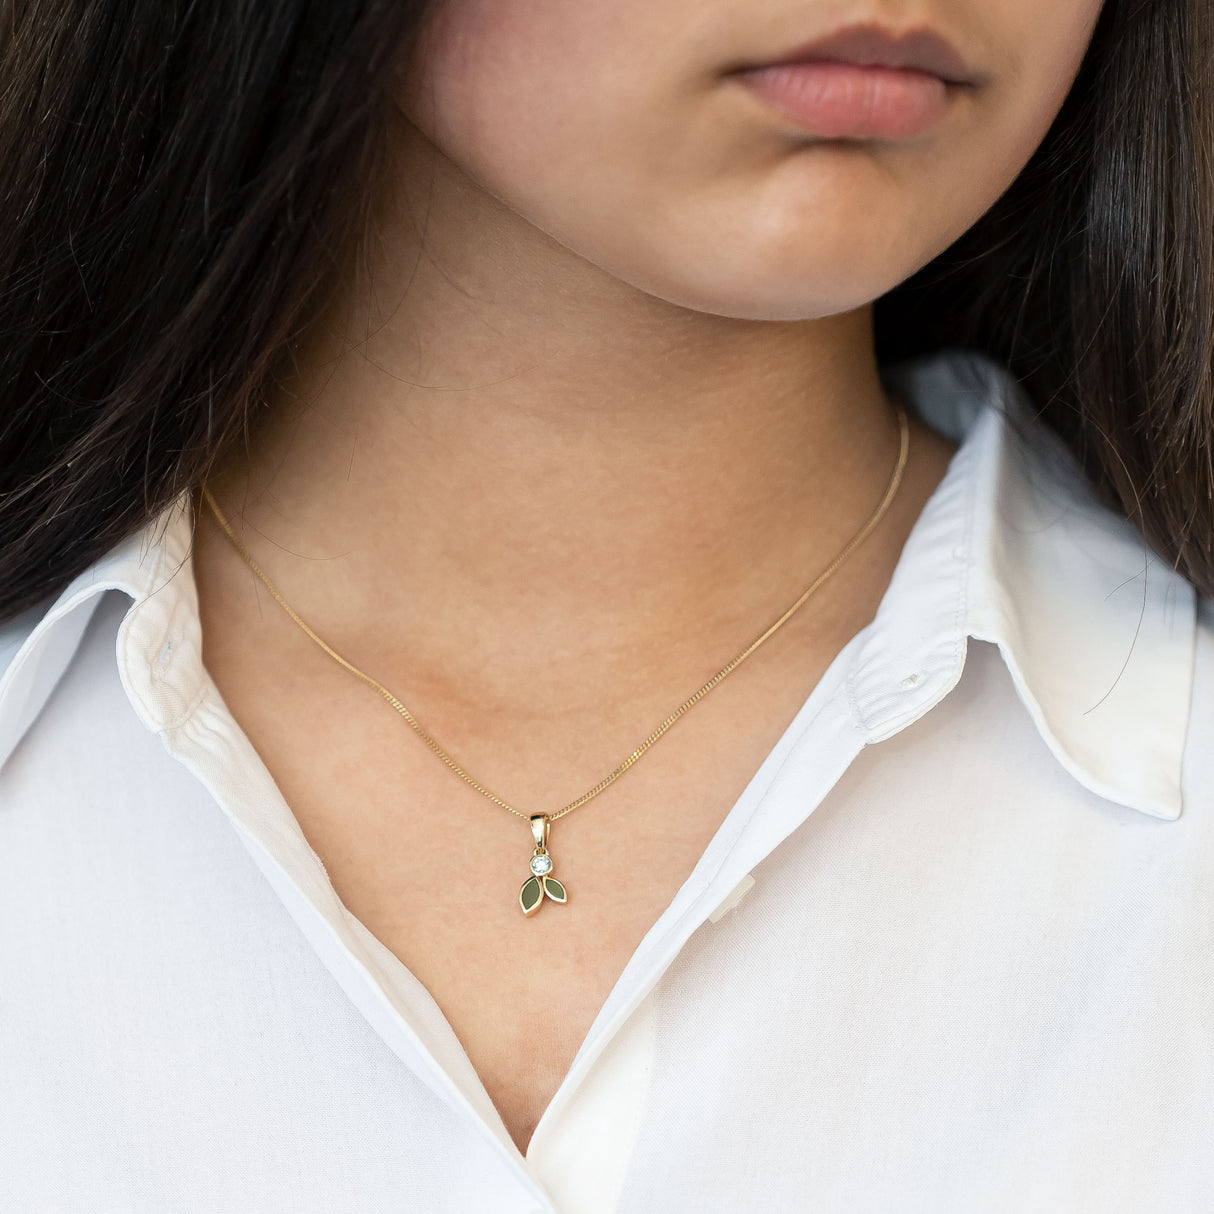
206 658 820 1155
10 599 1214 1209
188 530 895 1155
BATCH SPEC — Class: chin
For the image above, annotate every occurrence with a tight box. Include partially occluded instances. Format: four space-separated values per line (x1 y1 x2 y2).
578 195 929 321
613 249 904 322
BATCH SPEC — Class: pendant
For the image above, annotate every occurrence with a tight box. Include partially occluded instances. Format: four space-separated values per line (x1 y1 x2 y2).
519 813 567 916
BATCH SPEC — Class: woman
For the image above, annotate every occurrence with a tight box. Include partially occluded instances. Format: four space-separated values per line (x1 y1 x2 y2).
1 0 1211 1209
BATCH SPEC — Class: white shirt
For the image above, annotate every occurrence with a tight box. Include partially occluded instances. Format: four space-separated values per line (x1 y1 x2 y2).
1 348 1211 1213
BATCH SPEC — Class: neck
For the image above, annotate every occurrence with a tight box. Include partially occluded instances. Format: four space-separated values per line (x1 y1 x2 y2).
198 126 932 720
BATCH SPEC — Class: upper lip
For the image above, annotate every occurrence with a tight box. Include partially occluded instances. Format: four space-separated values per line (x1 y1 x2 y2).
734 22 980 87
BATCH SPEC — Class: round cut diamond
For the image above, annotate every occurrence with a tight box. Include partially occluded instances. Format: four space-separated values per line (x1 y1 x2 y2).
530 853 553 876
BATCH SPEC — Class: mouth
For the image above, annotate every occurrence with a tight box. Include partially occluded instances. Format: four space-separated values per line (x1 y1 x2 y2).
724 22 984 141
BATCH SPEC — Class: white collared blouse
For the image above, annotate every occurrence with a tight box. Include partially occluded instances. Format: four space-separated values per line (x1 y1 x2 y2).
1 348 1210 1213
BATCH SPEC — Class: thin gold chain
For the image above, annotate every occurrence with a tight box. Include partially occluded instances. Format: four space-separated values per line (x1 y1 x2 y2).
200 402 908 822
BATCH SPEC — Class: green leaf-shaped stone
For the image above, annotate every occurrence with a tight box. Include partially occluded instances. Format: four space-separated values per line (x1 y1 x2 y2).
542 876 567 903
520 875 543 915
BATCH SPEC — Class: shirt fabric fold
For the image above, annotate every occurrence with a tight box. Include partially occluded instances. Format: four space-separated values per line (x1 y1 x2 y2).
1 348 1210 1213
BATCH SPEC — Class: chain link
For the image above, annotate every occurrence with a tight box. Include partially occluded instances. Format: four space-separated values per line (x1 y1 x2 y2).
201 401 908 822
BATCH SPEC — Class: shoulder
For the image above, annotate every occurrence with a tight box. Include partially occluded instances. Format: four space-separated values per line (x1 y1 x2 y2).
0 494 191 774
0 598 48 682
0 588 115 773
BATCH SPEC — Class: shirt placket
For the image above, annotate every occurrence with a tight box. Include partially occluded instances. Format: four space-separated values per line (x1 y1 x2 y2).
148 634 890 1207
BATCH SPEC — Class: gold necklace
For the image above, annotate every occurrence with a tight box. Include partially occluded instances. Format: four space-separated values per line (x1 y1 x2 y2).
201 401 909 917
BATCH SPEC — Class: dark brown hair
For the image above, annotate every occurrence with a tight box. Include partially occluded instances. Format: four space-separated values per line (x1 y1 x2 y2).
0 0 1210 623
876 0 1214 583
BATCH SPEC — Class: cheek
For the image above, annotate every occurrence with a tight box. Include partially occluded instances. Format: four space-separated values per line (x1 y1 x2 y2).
941 0 1104 219
401 0 1106 321
404 0 660 189
850 0 1104 274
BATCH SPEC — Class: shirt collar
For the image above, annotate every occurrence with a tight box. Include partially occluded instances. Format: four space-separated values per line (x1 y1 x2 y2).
0 350 1197 819
857 348 1196 820
0 505 189 774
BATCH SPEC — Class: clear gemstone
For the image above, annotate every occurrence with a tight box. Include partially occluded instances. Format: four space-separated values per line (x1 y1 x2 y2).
530 853 553 876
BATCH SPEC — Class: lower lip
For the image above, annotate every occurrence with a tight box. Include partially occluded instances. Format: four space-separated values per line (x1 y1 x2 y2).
737 61 954 140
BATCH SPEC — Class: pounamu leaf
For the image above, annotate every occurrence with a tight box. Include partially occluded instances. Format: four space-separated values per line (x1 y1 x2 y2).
520 876 544 915
542 876 567 903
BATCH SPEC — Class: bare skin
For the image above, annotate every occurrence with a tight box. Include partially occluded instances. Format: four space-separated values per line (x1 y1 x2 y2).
194 0 1102 1155
195 401 954 1156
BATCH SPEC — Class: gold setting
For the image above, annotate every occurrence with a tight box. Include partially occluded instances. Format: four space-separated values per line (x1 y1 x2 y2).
519 814 567 915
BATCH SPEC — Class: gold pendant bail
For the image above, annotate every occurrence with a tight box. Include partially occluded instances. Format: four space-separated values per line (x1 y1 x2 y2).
530 813 550 852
